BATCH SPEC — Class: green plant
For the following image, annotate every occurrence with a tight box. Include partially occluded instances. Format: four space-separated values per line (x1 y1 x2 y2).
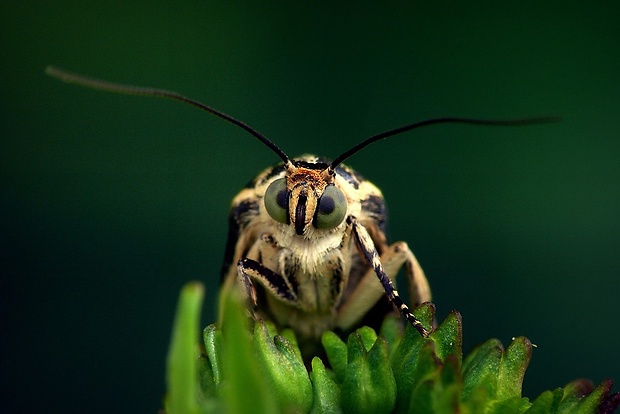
163 282 619 413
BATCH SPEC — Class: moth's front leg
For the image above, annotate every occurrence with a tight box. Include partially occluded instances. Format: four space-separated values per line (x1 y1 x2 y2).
337 216 431 337
236 257 299 317
390 241 431 308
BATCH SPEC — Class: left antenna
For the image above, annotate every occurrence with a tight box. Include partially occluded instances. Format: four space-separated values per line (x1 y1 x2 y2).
45 66 291 164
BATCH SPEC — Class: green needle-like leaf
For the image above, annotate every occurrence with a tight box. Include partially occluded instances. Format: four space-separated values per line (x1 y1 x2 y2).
165 282 204 414
342 330 396 414
407 341 442 413
497 337 532 401
323 331 348 383
527 389 563 413
253 321 313 413
392 305 435 411
202 324 222 387
310 356 343 414
380 314 404 361
431 310 462 364
219 290 278 414
462 338 504 400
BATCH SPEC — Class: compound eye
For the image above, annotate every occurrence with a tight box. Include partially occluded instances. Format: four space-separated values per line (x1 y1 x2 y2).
264 178 289 224
315 185 347 229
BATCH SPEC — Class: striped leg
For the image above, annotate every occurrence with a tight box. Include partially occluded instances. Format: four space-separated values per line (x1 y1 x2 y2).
237 257 298 311
347 216 430 337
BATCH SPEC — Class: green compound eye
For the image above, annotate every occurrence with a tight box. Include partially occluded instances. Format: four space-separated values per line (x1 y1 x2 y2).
315 185 347 229
265 178 289 224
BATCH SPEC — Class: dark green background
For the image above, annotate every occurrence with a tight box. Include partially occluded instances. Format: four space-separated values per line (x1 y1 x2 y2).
2 1 618 412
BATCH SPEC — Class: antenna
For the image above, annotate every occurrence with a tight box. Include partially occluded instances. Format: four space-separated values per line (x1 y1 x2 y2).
45 66 291 165
329 116 561 172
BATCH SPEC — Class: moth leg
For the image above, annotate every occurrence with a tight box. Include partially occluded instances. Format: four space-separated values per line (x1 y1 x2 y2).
397 241 431 307
236 258 299 315
338 240 431 330
339 216 430 337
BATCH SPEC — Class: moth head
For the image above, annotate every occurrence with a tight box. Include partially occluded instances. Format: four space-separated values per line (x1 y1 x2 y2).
264 162 347 236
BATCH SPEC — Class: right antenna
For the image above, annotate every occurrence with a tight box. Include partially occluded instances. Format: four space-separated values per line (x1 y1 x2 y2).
329 115 561 171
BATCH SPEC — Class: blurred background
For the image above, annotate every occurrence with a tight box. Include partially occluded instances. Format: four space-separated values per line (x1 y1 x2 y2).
2 1 618 412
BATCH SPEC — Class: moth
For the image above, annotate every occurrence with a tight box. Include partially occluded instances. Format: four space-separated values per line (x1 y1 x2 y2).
46 66 556 356
219 153 432 353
